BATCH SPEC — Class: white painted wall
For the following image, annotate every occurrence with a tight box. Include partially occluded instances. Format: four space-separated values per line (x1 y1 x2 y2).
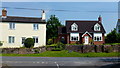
0 22 46 48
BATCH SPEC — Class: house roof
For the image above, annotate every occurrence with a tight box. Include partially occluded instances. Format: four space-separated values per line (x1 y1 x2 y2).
66 20 106 33
58 26 66 34
58 20 106 34
0 16 46 23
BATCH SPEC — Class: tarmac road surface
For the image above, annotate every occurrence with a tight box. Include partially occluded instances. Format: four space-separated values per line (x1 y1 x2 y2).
1 57 120 68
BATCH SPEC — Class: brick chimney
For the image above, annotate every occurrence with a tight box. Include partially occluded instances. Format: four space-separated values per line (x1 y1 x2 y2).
2 8 7 18
98 15 102 23
41 10 45 20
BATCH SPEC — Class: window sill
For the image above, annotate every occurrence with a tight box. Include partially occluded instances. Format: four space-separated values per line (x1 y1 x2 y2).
9 29 15 30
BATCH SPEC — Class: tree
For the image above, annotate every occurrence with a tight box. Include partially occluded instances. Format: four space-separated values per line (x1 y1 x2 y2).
24 38 34 48
46 15 63 44
105 28 120 43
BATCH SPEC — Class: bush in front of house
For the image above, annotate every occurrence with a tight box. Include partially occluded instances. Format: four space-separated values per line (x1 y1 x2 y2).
47 39 53 45
46 42 65 51
0 41 3 46
24 38 34 48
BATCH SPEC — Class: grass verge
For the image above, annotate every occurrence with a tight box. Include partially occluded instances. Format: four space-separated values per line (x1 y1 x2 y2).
0 50 119 57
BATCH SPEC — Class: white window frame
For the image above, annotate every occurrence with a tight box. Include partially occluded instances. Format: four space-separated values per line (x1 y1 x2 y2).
9 23 15 29
70 33 79 41
71 23 78 31
94 23 100 31
8 36 15 43
33 24 39 30
94 33 102 41
33 36 38 43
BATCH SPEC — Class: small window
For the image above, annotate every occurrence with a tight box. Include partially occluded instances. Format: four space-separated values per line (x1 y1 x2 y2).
94 23 100 31
33 24 39 30
33 36 38 43
71 36 79 41
8 36 15 43
9 23 15 29
71 23 78 31
94 36 102 41
22 37 26 44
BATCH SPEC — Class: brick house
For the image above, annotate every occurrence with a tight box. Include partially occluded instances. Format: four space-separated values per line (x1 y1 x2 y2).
58 16 106 45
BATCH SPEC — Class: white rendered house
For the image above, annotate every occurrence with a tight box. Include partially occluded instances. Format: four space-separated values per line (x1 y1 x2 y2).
0 9 46 48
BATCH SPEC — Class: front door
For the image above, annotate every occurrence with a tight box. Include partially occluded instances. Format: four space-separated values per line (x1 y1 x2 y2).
84 36 89 44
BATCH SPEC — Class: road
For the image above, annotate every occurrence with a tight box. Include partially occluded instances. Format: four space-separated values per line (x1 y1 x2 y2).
1 57 120 68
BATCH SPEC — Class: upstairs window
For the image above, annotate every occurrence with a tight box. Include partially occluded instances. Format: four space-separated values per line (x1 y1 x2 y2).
71 23 78 31
33 24 39 30
9 23 15 29
94 23 100 31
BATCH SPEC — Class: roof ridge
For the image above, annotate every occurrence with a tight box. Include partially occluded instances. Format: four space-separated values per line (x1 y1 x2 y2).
7 16 41 19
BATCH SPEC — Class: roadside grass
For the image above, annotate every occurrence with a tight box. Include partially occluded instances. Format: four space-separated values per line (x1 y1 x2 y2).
0 50 119 57
104 43 120 45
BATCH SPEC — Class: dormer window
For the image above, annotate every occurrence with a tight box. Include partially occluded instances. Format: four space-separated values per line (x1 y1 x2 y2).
94 23 100 31
71 23 78 31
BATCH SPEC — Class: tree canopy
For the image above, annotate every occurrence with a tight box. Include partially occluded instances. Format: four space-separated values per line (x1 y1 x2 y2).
105 28 120 43
46 15 63 43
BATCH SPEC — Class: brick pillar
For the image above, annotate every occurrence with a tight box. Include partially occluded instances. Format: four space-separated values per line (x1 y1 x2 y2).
67 34 70 44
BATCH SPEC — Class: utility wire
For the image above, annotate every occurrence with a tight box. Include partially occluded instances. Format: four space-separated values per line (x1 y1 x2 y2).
0 7 118 13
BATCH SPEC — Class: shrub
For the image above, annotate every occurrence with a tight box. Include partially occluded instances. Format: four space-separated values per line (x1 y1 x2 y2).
56 42 65 50
34 49 40 53
0 41 3 46
24 38 34 48
47 39 53 45
52 48 62 51
46 42 65 51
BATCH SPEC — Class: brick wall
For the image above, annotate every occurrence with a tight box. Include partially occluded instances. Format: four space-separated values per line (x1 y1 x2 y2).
66 45 120 53
1 47 46 54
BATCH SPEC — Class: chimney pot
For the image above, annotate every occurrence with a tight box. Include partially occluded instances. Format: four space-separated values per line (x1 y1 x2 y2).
41 10 46 20
2 8 7 18
98 15 102 23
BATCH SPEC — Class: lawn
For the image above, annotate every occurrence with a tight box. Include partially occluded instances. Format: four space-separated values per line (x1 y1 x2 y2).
0 50 120 57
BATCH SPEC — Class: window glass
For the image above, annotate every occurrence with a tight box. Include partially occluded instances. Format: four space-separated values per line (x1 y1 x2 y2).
22 37 26 44
8 36 15 43
71 23 78 31
33 36 38 43
9 23 15 29
33 24 39 30
94 23 100 31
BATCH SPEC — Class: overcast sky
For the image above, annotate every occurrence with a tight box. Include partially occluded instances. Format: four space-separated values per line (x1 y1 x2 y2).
2 2 119 34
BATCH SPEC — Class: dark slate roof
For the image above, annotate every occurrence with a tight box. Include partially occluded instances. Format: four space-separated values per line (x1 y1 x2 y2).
66 20 106 33
58 26 66 34
0 16 46 23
